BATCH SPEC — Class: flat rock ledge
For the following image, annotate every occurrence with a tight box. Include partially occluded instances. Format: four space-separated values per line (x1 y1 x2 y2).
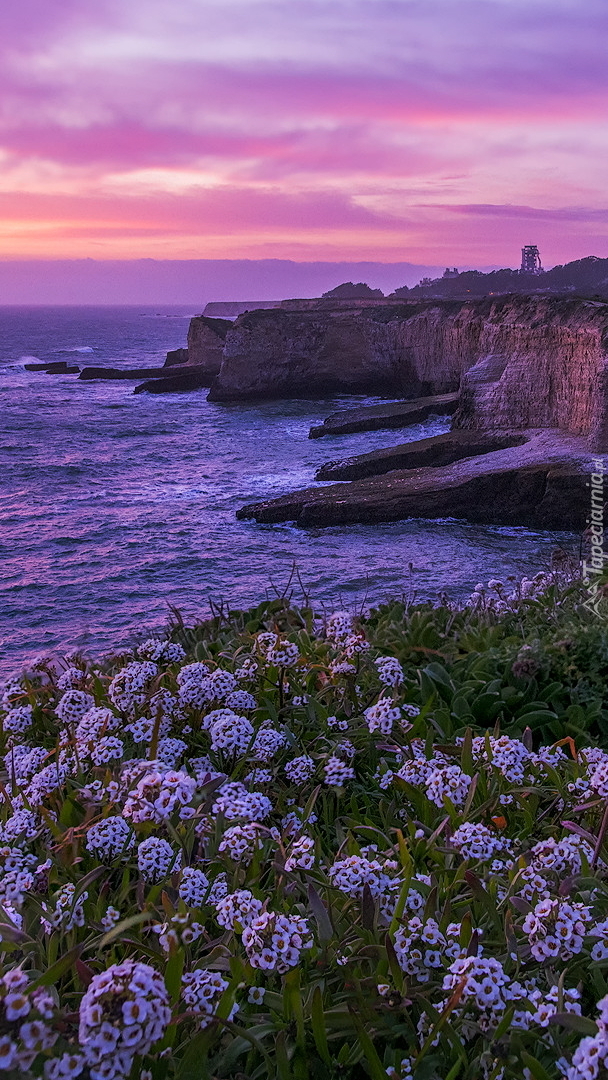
133 368 214 394
79 363 206 381
308 393 459 438
25 361 80 374
315 430 527 481
237 431 592 530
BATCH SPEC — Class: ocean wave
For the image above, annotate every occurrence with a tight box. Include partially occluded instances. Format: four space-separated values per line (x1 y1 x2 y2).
55 346 95 354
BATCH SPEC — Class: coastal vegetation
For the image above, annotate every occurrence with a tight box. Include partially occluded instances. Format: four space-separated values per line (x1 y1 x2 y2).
2 571 608 1079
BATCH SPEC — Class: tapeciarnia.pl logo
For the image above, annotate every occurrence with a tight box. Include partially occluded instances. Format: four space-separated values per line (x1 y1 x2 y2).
582 457 607 615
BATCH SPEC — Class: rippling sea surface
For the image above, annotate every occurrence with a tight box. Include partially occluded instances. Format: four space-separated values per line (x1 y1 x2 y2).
0 305 576 673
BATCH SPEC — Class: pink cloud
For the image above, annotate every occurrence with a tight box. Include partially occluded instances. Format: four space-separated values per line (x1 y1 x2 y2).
0 0 607 261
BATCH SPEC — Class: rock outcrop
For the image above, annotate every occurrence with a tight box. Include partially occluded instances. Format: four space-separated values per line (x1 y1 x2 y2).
308 394 458 438
237 431 592 529
186 316 232 379
164 348 189 367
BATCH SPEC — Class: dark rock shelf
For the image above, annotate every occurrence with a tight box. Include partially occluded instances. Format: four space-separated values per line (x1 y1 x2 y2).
315 430 527 481
308 393 459 438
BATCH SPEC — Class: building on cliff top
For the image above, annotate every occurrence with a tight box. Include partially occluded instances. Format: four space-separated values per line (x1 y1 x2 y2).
520 245 543 274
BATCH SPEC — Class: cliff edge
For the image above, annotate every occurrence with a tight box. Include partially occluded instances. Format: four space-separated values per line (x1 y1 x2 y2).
203 296 608 447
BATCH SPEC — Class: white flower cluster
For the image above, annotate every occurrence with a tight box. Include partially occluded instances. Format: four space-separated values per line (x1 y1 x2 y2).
425 763 472 808
137 638 185 663
0 845 45 907
215 889 264 929
137 837 181 883
207 710 254 754
225 689 257 711
284 755 316 784
0 969 57 1072
78 960 171 1078
2 705 33 735
325 612 355 643
41 884 88 934
90 736 124 766
0 808 39 845
284 835 315 872
56 666 87 691
152 912 204 955
441 955 512 1025
364 698 404 735
393 918 465 982
323 756 355 787
251 724 286 761
522 897 592 961
329 854 399 919
218 823 265 863
123 769 196 823
178 867 210 907
255 633 300 667
567 994 608 1080
241 910 313 972
374 656 405 686
450 822 511 862
55 690 95 726
76 706 121 750
85 816 134 862
181 970 235 1029
212 781 273 822
108 661 158 713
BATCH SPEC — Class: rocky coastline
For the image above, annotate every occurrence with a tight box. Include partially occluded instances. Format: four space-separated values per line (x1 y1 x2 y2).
25 293 608 531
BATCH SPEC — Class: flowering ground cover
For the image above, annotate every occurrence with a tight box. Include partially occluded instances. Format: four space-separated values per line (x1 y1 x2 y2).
2 573 608 1079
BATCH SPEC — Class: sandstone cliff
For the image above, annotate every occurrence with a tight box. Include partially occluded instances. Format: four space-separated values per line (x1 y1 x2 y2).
208 301 469 401
204 296 608 447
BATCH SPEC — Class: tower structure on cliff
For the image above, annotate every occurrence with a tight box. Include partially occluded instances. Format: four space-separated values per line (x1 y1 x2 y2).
520 245 543 274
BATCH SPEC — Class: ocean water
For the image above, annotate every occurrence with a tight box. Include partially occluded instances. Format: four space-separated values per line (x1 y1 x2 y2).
0 305 576 674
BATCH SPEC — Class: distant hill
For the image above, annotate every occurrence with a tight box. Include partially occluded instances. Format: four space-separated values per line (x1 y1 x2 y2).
389 256 608 301
322 281 384 299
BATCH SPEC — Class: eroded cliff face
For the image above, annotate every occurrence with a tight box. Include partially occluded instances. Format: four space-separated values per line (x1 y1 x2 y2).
186 316 232 378
208 302 474 400
452 298 608 444
205 296 608 446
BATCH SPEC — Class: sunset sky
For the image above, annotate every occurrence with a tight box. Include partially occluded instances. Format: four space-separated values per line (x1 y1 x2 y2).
1 0 606 267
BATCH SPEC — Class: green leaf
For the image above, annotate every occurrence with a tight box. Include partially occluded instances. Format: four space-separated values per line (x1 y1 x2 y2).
548 1013 599 1036
311 985 331 1066
520 1051 555 1080
164 947 185 1005
29 943 84 988
307 883 333 943
275 1030 293 1080
96 911 155 948
174 1027 213 1080
347 1006 387 1080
